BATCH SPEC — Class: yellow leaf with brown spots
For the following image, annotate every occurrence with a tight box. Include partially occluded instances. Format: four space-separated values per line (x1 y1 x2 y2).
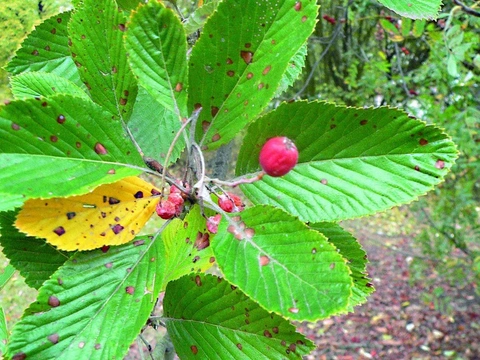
15 177 160 251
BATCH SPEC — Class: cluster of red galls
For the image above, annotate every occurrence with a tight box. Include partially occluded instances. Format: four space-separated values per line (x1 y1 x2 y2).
155 136 299 233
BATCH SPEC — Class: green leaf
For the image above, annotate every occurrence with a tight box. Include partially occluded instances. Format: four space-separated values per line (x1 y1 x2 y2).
128 86 185 167
11 72 89 100
125 1 188 118
0 306 7 356
0 211 70 289
309 222 374 310
164 274 314 359
275 43 307 97
188 0 318 150
161 206 215 289
0 94 143 200
412 20 427 38
68 0 138 120
380 19 402 37
6 235 164 360
237 101 458 222
6 12 83 88
212 205 352 321
0 264 15 290
183 2 219 35
377 0 442 20
116 0 143 12
401 18 413 37
0 194 24 213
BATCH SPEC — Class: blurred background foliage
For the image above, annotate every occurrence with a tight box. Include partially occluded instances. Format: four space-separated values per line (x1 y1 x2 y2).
0 0 478 317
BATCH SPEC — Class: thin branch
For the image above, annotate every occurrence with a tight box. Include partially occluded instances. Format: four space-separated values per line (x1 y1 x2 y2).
393 43 413 98
293 0 354 99
453 0 480 17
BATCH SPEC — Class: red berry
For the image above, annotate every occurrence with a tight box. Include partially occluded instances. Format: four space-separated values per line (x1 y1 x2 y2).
218 193 244 213
168 193 184 210
156 200 177 219
206 214 222 234
259 136 298 177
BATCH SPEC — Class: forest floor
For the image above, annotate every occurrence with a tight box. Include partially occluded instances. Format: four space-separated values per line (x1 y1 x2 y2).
1 212 479 360
299 217 480 360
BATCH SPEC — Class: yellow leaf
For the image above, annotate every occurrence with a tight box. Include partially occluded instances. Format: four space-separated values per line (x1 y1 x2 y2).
15 177 160 251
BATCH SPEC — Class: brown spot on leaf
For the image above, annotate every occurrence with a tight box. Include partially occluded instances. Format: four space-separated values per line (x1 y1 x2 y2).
264 330 272 338
175 82 183 92
12 353 26 360
111 224 124 234
211 106 219 117
50 135 58 142
212 133 221 142
227 70 235 77
32 50 39 56
94 343 101 350
301 15 307 22
118 24 126 31
53 226 65 236
66 212 76 220
101 245 110 253
262 65 272 75
94 143 108 155
288 307 299 314
195 275 202 287
194 232 210 250
57 114 66 124
294 1 302 11
435 160 445 169
48 333 59 344
321 179 328 185
240 50 253 64
419 138 428 146
259 255 270 266
48 295 60 307
108 197 120 205
360 119 368 125
191 345 198 355
119 98 127 105
272 326 279 334
11 123 20 131
236 343 243 350
125 286 134 294
246 72 254 80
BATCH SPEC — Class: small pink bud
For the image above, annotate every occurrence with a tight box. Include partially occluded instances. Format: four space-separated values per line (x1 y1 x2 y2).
218 193 244 213
207 214 222 234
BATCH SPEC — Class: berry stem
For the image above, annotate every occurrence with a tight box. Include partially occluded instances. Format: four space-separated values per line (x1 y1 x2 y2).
159 108 202 196
205 172 264 188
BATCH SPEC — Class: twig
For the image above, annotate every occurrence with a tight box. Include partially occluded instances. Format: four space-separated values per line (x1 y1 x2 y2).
293 0 354 99
453 0 480 17
394 43 413 98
